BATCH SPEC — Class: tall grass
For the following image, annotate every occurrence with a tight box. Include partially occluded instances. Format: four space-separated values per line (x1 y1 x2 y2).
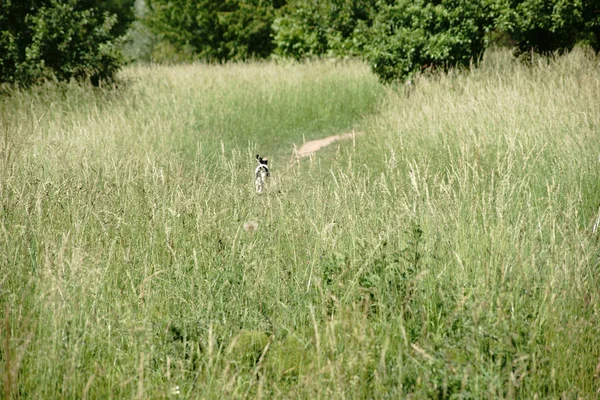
1 51 599 398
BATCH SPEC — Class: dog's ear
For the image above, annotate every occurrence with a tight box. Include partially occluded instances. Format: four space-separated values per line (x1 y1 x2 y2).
256 154 268 165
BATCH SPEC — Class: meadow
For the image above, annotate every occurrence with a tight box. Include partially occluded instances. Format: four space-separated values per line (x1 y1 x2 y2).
1 50 599 398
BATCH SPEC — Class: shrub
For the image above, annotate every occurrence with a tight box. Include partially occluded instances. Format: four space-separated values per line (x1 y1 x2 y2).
365 0 500 83
506 0 600 54
144 0 284 62
365 0 599 83
272 0 376 59
0 0 132 87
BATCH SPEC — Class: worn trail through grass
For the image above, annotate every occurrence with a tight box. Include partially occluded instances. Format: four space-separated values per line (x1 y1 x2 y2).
292 130 360 159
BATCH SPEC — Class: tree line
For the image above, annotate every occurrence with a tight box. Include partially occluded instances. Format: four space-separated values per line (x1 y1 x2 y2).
1 0 598 87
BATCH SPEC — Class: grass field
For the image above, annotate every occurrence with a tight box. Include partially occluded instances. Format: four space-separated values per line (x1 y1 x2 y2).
1 50 599 398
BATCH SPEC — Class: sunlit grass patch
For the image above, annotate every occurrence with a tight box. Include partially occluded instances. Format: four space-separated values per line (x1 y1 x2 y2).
1 50 599 398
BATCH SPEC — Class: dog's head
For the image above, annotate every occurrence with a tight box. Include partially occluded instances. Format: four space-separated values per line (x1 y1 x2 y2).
256 154 268 166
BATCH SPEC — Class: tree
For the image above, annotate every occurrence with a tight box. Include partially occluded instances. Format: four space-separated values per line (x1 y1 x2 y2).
364 0 599 83
0 0 134 87
272 0 377 59
365 0 501 83
144 0 284 62
502 0 600 54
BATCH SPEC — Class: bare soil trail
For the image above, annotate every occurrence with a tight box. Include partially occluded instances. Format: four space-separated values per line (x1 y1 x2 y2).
291 130 361 160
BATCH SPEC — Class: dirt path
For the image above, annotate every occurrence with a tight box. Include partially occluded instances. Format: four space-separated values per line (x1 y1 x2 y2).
292 131 360 159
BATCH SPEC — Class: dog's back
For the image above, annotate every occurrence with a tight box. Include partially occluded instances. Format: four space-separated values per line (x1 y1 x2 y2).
255 155 270 193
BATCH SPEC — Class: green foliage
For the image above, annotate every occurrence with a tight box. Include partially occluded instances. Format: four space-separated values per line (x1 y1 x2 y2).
145 0 283 62
505 0 600 53
81 0 136 37
365 0 500 82
272 0 376 59
0 0 133 86
365 0 599 82
140 0 597 83
24 2 122 85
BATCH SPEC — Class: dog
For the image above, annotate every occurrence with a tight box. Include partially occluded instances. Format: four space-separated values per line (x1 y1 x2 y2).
255 155 270 193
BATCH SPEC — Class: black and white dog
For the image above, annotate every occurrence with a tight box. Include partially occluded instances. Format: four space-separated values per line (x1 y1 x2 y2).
255 155 270 193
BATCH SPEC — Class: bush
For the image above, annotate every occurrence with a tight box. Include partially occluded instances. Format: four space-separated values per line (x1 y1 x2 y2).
0 0 132 87
144 0 284 62
505 0 600 54
272 0 376 59
365 0 599 83
140 0 597 81
365 0 500 83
